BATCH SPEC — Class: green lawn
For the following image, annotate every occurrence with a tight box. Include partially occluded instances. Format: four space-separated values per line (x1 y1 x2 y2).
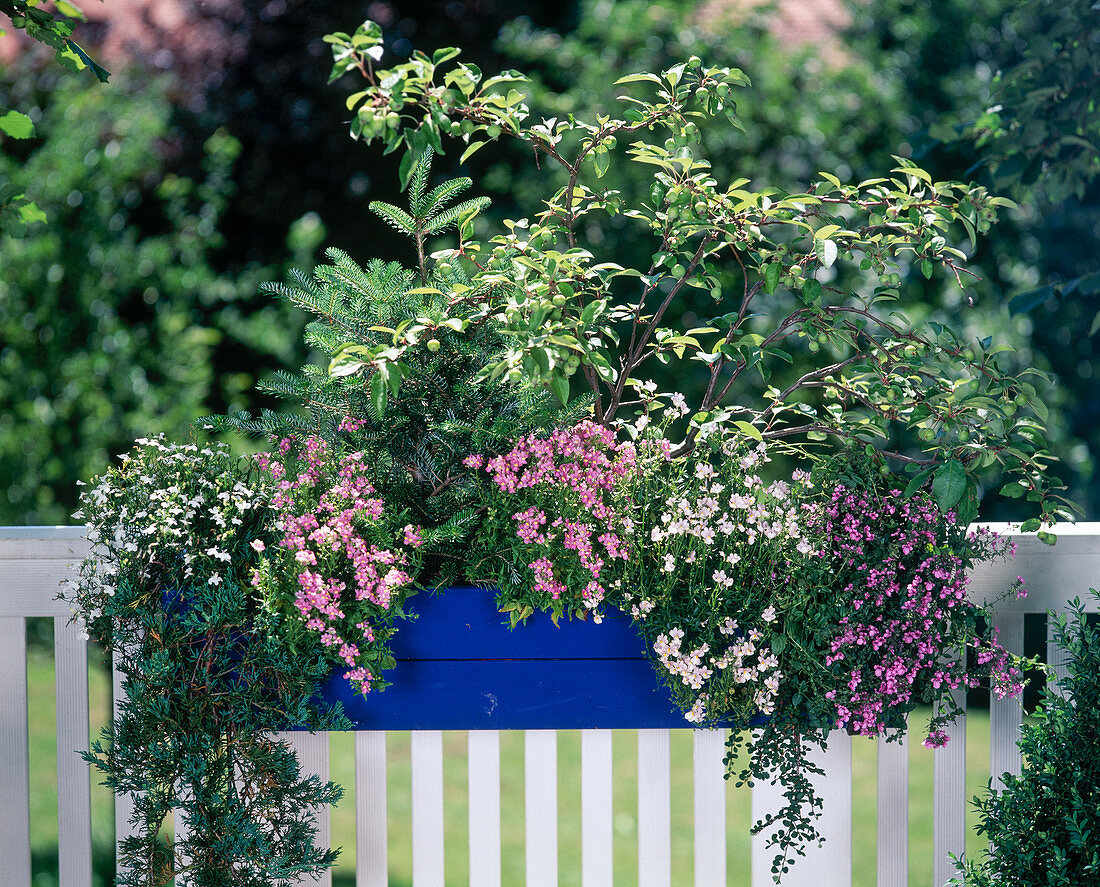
26 637 996 886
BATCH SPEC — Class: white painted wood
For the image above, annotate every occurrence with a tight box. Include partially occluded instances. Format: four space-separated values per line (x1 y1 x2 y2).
876 731 908 886
0 616 31 887
468 730 501 887
752 731 851 887
7 523 1100 887
356 731 388 887
990 612 1025 789
277 731 332 887
581 730 613 887
693 729 726 887
0 528 89 617
411 730 445 887
1046 610 1074 700
281 735 327 887
174 785 192 887
524 729 558 887
933 688 967 887
638 728 671 887
54 615 92 887
968 526 1100 612
112 648 136 877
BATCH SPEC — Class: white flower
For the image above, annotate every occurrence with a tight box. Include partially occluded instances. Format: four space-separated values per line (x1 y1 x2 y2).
662 553 676 573
761 605 777 623
250 539 266 553
208 574 223 586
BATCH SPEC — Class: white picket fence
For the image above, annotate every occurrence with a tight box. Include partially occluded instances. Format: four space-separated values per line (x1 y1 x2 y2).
1 524 1098 887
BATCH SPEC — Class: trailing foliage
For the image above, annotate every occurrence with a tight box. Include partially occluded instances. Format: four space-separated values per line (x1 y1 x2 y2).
951 590 1100 885
63 439 347 886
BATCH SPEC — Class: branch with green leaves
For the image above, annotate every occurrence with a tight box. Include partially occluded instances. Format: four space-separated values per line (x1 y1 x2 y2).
324 25 1075 527
1 0 109 237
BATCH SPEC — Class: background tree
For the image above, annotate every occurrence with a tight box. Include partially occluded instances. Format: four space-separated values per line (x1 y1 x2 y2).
3 0 1098 526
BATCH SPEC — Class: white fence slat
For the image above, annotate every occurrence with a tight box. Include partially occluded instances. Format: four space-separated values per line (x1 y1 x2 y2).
524 729 558 887
1046 611 1073 698
990 612 1025 789
0 616 31 887
637 728 671 887
933 688 967 887
411 730 445 887
752 731 851 887
876 731 908 886
0 528 90 618
468 730 501 887
693 729 726 887
112 649 136 876
54 616 92 887
581 729 613 887
356 731 388 887
174 791 192 886
275 731 332 887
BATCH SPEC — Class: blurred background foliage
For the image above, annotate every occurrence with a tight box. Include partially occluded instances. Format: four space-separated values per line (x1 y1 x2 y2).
0 0 1097 524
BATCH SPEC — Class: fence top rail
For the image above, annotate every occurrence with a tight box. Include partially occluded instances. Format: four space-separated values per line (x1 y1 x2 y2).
2 524 1098 616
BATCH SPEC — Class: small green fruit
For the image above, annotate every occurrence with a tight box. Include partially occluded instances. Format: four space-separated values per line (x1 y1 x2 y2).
426 339 441 352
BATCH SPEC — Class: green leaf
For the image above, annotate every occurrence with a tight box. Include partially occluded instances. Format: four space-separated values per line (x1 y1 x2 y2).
1020 517 1041 533
0 110 34 139
460 141 486 164
614 72 663 86
370 371 387 414
548 374 570 406
920 259 934 280
1008 285 1054 315
1078 271 1100 295
932 458 966 511
54 0 86 19
956 480 979 527
903 467 934 498
763 263 780 294
733 420 762 442
820 239 838 270
433 47 461 65
18 201 46 225
593 145 610 179
1089 310 1100 338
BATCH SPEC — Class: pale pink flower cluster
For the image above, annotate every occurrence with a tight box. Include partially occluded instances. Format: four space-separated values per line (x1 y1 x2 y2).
256 432 419 693
471 421 638 612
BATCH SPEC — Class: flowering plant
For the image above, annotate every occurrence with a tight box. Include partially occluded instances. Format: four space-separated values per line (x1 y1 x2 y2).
64 23 1072 886
63 438 349 886
250 424 423 694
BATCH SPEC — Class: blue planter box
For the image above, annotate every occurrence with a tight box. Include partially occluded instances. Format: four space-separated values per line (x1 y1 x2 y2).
319 587 736 731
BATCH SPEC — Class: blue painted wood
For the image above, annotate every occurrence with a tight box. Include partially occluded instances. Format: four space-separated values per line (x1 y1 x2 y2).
315 587 757 730
322 658 698 730
387 587 649 660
